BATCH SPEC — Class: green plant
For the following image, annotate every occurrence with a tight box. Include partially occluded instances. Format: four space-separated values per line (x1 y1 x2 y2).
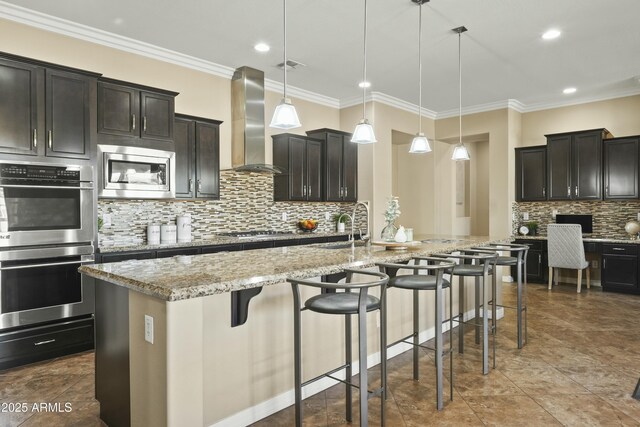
525 221 538 233
97 216 104 231
333 213 350 224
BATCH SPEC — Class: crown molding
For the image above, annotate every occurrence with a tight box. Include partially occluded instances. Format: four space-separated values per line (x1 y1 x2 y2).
517 87 640 113
435 99 525 119
263 80 340 109
0 1 339 108
340 92 438 120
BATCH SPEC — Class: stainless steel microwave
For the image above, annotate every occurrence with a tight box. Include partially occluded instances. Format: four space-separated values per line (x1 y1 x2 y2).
98 145 175 199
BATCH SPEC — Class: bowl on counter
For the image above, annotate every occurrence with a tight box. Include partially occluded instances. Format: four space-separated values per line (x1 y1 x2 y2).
297 219 318 232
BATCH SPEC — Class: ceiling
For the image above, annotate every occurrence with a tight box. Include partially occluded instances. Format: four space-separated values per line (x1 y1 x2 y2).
3 0 640 115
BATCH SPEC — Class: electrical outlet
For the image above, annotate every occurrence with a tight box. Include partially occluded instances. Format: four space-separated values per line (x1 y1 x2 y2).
144 315 154 344
523 212 529 221
281 212 288 221
552 209 558 218
592 260 599 269
637 212 640 221
325 212 331 221
102 214 112 227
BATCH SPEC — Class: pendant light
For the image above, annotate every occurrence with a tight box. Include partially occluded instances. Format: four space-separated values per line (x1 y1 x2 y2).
351 0 377 144
451 26 470 161
409 0 431 154
270 0 301 130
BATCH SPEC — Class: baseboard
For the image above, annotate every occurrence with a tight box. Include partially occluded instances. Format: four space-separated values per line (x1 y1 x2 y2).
210 306 503 427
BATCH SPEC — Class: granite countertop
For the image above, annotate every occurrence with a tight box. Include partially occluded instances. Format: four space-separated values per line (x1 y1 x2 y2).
97 231 354 253
80 234 509 302
513 234 640 244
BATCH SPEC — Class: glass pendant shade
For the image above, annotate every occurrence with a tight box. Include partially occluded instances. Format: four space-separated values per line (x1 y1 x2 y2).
409 133 431 153
451 143 470 161
269 98 301 130
351 119 377 144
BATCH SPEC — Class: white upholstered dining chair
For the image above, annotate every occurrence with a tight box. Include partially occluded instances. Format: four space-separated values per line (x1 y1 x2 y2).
547 224 590 293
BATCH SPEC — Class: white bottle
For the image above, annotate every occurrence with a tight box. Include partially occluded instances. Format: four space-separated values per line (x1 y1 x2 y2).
177 215 192 243
160 223 177 244
147 224 161 245
394 226 407 243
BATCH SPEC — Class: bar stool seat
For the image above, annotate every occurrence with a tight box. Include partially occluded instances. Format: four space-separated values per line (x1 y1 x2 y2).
305 293 380 314
449 264 486 276
390 275 451 290
495 256 519 266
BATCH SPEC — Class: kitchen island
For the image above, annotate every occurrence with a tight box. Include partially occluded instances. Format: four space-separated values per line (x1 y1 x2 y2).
80 235 508 427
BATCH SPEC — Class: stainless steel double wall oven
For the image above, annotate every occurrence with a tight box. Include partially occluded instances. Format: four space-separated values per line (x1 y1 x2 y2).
0 161 95 330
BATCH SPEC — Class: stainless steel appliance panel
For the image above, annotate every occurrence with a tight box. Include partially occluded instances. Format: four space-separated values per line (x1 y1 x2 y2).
0 245 94 329
98 145 175 199
0 162 94 248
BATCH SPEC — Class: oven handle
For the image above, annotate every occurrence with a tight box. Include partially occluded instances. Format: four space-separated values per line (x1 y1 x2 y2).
0 184 93 190
0 257 95 271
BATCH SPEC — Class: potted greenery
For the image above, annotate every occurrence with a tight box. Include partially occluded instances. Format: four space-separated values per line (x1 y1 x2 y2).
526 221 539 236
332 213 350 232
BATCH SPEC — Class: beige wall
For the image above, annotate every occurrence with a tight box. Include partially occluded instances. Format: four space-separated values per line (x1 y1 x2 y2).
520 95 640 148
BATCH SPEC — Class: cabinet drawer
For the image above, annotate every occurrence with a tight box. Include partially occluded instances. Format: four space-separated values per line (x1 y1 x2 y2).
602 244 637 255
243 241 274 250
99 250 155 263
156 247 201 258
514 239 545 251
201 244 243 254
0 318 94 370
273 239 300 248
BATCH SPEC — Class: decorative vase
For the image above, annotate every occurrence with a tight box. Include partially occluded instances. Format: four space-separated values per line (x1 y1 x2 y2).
394 226 407 243
337 222 345 233
381 221 398 242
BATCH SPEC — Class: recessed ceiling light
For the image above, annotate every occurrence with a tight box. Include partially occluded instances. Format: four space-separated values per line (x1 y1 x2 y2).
254 43 270 52
358 81 371 88
542 29 561 40
563 87 577 94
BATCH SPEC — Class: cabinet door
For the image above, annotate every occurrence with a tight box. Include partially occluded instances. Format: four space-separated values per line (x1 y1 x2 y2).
99 251 155 263
515 147 546 201
174 117 195 198
325 133 344 201
195 122 220 199
342 135 358 202
98 82 138 138
288 136 307 201
547 135 572 200
306 139 323 201
140 91 174 141
602 254 637 291
0 59 40 155
45 70 92 159
573 132 602 200
156 247 200 258
603 138 638 199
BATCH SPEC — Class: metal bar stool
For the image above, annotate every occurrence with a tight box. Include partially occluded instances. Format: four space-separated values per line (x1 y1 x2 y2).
433 250 497 375
473 243 529 350
376 256 456 410
288 269 389 427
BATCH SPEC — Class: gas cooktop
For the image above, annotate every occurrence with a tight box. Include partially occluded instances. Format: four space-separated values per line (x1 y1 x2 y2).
217 230 296 239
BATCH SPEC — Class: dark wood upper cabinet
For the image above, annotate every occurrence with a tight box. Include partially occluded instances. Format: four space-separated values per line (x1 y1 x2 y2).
546 129 608 200
0 58 40 156
98 78 177 147
272 133 323 202
174 114 221 200
515 145 547 201
0 53 99 160
45 70 92 159
603 136 639 200
195 121 220 198
306 129 357 202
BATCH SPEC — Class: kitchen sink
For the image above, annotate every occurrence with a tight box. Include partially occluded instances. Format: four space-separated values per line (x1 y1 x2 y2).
320 241 367 250
421 238 469 244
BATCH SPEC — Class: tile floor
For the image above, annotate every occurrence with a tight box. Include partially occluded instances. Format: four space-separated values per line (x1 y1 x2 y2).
0 282 638 426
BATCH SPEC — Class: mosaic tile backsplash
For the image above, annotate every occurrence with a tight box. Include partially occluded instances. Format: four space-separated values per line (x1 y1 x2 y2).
98 170 366 246
512 201 640 238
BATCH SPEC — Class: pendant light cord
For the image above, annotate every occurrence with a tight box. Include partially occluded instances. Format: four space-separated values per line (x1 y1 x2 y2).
283 0 287 99
362 0 368 119
458 30 462 146
418 2 422 134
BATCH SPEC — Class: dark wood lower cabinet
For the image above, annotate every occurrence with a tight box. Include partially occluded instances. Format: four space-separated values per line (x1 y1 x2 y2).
512 239 547 283
0 316 94 371
601 244 639 294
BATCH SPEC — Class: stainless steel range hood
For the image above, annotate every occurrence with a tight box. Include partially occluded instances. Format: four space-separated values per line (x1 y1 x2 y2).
231 66 285 174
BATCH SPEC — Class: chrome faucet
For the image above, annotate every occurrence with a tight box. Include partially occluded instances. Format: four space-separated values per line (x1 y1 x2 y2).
352 201 371 245
337 213 354 241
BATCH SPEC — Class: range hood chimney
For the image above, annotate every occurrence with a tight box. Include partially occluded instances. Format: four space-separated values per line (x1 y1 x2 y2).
231 66 285 174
